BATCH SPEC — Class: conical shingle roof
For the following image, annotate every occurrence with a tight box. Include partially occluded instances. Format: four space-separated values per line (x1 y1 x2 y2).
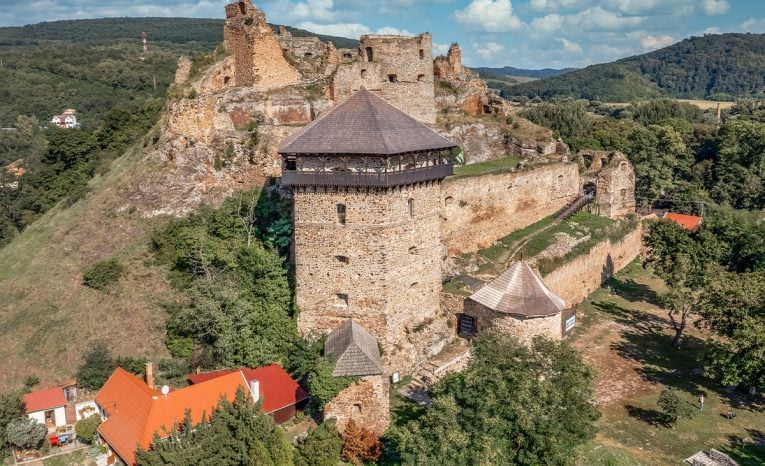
324 319 385 377
469 261 567 317
278 88 456 156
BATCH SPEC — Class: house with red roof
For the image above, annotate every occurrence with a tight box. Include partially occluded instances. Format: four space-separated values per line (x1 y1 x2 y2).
95 368 252 465
23 387 67 430
663 212 703 231
187 364 309 424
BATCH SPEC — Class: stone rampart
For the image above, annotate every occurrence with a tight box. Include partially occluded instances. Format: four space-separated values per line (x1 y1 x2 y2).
543 223 643 306
440 163 580 255
324 375 390 434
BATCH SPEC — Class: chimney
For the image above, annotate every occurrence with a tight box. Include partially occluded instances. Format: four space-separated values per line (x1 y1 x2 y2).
145 362 155 389
249 378 260 404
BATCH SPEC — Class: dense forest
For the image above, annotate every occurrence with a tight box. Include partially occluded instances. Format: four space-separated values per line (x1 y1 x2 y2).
503 34 765 101
475 66 575 79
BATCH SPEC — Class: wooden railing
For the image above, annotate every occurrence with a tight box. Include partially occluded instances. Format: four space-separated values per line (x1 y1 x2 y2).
281 163 453 187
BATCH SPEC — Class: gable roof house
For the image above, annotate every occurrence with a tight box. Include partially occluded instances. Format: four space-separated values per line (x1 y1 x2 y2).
23 387 68 430
95 368 250 465
187 364 309 424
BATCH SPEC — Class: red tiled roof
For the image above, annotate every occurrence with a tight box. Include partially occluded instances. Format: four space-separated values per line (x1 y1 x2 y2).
187 364 308 414
664 212 703 231
23 387 66 413
96 368 248 465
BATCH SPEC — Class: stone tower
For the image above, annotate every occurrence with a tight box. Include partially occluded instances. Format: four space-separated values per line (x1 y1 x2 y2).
595 152 636 219
331 34 436 123
279 89 456 374
223 0 300 89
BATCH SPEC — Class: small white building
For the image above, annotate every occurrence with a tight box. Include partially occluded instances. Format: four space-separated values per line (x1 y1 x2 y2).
23 387 69 430
50 109 79 129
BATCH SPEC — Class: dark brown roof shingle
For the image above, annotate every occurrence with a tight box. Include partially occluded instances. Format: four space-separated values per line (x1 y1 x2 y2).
278 88 456 156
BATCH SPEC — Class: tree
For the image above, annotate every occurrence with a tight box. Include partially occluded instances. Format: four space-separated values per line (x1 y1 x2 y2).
697 268 765 392
342 419 382 464
657 389 697 426
0 391 23 458
306 357 358 410
296 420 342 466
75 414 102 443
76 342 116 390
397 335 599 466
135 388 294 466
6 418 47 450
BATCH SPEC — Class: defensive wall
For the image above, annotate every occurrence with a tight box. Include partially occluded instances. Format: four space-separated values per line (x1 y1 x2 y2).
543 223 643 306
440 163 580 255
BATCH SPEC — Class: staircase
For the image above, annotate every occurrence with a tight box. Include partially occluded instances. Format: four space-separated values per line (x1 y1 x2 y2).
556 194 593 221
398 340 472 406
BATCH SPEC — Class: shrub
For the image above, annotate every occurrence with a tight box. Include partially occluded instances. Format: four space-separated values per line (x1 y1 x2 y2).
307 357 358 410
76 342 115 390
657 388 697 426
75 414 101 443
83 259 125 290
6 418 47 450
342 419 382 464
296 420 343 466
23 375 40 390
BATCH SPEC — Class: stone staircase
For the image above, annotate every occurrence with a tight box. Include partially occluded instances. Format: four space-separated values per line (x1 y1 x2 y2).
685 449 739 466
398 340 472 406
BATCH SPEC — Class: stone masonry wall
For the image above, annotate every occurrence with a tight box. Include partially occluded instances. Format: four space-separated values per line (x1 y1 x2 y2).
543 223 643 306
224 0 301 90
332 34 436 123
294 182 443 374
463 299 563 343
441 163 580 255
324 375 390 435
595 153 636 219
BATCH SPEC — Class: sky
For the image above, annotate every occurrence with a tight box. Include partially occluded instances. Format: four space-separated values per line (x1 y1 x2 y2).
1 0 764 68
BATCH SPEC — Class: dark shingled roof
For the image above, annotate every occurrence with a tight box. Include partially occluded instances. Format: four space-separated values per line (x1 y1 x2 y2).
278 88 456 156
469 261 567 318
324 319 385 377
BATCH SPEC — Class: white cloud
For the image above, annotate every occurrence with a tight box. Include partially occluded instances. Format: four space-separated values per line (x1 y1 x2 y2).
702 27 722 35
565 6 645 31
474 41 505 61
699 0 729 16
453 0 524 33
741 17 765 33
433 42 451 56
530 13 563 33
558 38 582 54
529 0 589 12
296 22 414 39
640 34 677 52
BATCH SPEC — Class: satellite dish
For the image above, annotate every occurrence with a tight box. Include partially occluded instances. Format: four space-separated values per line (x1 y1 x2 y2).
161 385 170 395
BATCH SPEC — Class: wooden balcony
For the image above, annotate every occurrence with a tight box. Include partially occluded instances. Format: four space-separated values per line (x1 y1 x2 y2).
281 163 453 188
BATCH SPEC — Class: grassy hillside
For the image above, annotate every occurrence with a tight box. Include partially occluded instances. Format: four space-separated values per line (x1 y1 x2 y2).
503 33 765 101
475 66 575 79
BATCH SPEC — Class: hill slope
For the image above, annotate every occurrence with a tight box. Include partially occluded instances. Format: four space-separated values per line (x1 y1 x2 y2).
475 66 575 80
503 33 765 101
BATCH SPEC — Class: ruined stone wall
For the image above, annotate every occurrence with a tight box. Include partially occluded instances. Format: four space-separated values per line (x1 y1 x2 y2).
332 34 436 123
543 223 643 306
433 43 463 80
174 56 192 84
324 375 390 434
463 299 563 343
595 153 636 219
440 163 580 255
224 0 301 90
293 181 443 374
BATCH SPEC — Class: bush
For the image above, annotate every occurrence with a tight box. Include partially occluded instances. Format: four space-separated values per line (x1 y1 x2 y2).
657 389 697 426
23 375 40 390
342 419 382 464
307 357 358 410
82 259 125 290
6 418 47 450
76 342 116 390
296 420 343 466
75 414 101 443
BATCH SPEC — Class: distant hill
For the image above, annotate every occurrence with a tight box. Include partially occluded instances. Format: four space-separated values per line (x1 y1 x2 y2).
0 17 358 48
475 66 575 80
503 33 765 102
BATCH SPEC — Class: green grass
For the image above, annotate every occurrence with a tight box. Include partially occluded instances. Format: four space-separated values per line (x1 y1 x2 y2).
451 155 521 178
571 262 765 466
42 448 88 466
475 216 556 262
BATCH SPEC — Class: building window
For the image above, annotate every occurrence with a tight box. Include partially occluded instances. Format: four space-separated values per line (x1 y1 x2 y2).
417 74 426 82
388 74 398 83
620 161 628 171
365 47 373 62
335 255 349 265
336 203 346 225
304 52 313 58
419 49 425 59
407 198 414 219
238 1 246 14
457 314 477 338
408 246 418 255
335 293 348 307
343 53 353 59
360 69 367 78
353 403 362 415
223 76 231 85
620 188 627 200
